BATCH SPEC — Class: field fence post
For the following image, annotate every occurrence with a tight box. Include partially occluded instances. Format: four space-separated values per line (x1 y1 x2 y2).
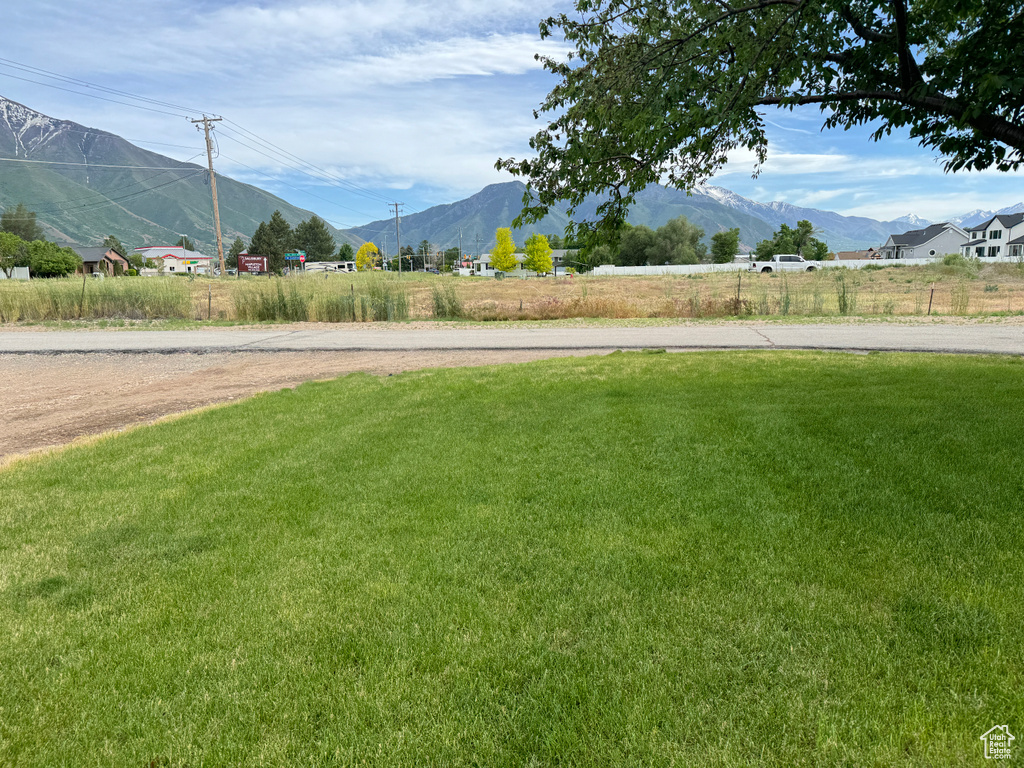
927 284 935 315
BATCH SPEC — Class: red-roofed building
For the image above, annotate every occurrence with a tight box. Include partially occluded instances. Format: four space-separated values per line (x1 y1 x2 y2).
135 246 212 274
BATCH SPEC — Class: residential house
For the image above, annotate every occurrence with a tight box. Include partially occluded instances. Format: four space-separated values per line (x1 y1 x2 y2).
134 246 212 274
472 253 531 276
960 213 1024 259
71 246 130 275
877 223 967 259
835 247 880 260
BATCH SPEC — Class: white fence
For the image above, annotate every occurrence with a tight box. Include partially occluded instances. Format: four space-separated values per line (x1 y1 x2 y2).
590 254 1022 276
591 263 749 276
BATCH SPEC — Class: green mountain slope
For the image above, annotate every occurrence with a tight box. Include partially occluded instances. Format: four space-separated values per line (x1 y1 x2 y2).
344 181 776 253
0 96 359 251
343 182 571 254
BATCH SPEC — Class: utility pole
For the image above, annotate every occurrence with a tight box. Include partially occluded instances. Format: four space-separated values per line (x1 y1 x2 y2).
191 115 226 276
389 202 403 275
459 228 463 271
382 234 388 270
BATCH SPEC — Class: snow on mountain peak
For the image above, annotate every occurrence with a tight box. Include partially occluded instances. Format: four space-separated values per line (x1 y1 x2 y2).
0 96 65 156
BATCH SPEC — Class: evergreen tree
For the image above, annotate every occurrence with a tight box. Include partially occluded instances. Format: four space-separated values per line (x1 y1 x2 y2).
175 235 195 251
103 235 128 258
337 242 355 261
268 211 294 252
294 215 336 262
250 221 285 273
0 203 44 242
227 237 246 269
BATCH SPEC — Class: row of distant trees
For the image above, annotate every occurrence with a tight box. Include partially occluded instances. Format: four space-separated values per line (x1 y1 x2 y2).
236 211 348 273
0 204 83 278
570 216 738 270
566 217 833 271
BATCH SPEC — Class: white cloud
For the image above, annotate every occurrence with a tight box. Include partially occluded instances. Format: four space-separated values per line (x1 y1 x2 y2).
2 0 1022 226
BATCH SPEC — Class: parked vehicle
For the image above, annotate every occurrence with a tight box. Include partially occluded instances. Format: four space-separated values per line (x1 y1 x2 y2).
748 254 819 273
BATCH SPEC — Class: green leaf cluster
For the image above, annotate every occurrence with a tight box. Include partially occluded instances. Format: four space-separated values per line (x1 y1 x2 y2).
523 234 554 274
490 228 518 272
754 220 830 260
498 0 1024 242
0 229 81 278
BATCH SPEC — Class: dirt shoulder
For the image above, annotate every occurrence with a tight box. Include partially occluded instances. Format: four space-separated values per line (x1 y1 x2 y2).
0 349 600 463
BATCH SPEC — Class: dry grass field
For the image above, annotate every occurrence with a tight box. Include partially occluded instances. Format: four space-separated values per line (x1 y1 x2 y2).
213 261 1024 320
3 260 1024 323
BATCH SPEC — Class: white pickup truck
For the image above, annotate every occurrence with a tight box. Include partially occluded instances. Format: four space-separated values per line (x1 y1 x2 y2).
748 254 820 273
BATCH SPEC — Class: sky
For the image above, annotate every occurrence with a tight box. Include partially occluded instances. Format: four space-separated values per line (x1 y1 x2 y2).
2 0 1021 230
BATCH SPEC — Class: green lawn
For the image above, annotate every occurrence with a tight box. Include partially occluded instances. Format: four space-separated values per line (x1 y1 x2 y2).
1 351 1022 766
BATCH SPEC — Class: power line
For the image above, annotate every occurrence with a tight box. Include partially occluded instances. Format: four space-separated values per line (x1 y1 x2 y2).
215 130 393 215
0 157 202 170
220 121 393 204
0 57 403 217
29 171 206 215
217 154 359 229
216 144 378 221
0 57 209 116
0 70 194 118
18 152 208 208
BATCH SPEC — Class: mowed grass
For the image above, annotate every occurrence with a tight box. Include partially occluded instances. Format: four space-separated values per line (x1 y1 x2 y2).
1 352 1022 766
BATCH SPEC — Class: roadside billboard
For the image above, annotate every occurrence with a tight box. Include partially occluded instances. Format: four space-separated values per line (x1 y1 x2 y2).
238 254 269 274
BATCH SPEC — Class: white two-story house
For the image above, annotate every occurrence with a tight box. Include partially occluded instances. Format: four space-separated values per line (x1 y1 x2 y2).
877 222 967 260
960 213 1024 259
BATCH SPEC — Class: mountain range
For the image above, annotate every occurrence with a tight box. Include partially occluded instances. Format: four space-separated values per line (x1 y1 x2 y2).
2 94 1022 255
0 95 355 251
342 182 1024 254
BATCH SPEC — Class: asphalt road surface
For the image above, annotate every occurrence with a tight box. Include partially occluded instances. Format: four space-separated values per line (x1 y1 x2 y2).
3 322 1024 355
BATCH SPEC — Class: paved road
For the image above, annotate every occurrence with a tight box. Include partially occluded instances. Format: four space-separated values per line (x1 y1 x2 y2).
3 323 1024 355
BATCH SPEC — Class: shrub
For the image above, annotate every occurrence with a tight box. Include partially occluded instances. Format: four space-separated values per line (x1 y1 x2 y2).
431 283 463 319
233 281 312 321
0 276 191 321
367 279 409 321
937 254 981 278
950 282 971 315
313 292 360 322
834 270 858 315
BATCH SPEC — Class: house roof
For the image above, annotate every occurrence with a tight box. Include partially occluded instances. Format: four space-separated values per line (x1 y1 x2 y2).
835 250 872 260
888 222 962 247
69 246 128 264
1008 234 1024 245
977 212 1024 231
134 246 210 260
474 253 526 264
964 239 988 247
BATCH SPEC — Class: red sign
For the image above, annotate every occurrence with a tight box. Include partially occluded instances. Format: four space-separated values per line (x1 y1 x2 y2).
238 254 269 273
